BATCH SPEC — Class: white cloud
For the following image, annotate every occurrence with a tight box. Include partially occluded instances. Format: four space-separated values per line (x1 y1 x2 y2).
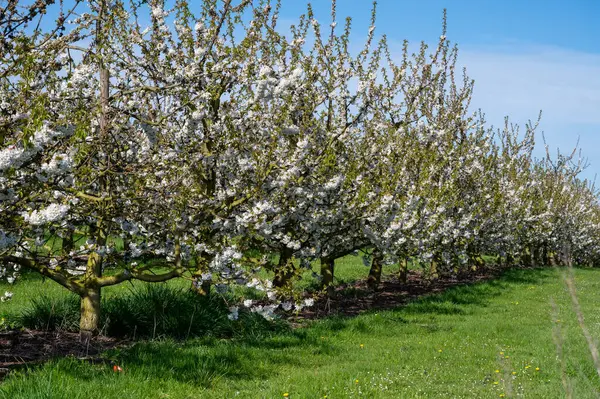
458 44 600 180
460 44 600 125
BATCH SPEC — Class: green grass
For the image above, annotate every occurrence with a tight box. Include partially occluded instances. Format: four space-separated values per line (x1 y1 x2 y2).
13 284 287 339
0 254 396 324
3 264 600 397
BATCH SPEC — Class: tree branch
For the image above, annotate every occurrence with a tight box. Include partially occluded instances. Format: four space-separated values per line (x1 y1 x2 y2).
97 267 184 287
1 255 84 294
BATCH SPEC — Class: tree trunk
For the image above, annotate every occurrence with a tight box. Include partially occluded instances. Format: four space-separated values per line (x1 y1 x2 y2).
475 254 485 269
505 253 514 267
532 246 541 266
80 250 103 342
399 257 408 283
467 253 476 271
80 286 101 344
192 255 211 297
367 250 383 290
542 244 549 266
522 246 532 267
320 257 334 294
429 253 440 280
548 252 557 266
273 248 294 289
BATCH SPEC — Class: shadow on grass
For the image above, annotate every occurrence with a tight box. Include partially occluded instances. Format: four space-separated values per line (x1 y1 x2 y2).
299 266 559 333
107 268 571 388
2 265 581 391
5 284 316 385
3 329 336 389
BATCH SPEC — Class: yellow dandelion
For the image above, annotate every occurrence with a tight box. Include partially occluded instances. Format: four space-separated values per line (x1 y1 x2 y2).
495 370 500 373
505 356 509 359
283 394 289 398
355 379 359 384
525 365 531 369
438 349 443 353
493 381 499 385
500 394 505 398
360 344 364 349
512 371 517 375
535 367 540 371
500 352 504 355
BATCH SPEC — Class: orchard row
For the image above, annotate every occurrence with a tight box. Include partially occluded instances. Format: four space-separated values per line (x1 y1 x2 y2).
0 0 596 334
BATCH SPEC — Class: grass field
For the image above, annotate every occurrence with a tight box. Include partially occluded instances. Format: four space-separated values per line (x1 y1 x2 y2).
2 260 600 398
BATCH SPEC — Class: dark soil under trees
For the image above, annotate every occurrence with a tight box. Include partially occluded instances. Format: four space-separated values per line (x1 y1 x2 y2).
293 265 505 322
0 264 509 380
0 329 124 380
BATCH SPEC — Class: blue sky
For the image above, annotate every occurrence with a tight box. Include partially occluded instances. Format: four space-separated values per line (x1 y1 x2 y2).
41 0 600 181
275 0 600 182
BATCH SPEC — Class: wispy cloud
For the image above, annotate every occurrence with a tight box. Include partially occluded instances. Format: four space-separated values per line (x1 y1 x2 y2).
461 44 600 124
458 44 600 179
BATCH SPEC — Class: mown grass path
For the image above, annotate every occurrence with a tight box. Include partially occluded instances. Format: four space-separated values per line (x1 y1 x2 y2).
2 267 600 398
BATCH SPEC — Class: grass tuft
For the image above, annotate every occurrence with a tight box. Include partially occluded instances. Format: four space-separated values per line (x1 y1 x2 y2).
19 294 80 332
18 284 287 340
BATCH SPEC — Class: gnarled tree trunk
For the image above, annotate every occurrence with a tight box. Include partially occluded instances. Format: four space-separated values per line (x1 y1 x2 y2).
273 248 295 289
320 257 335 294
429 253 441 280
398 257 408 283
473 254 485 269
522 246 533 267
80 252 103 343
80 286 101 344
367 250 383 290
532 246 541 266
192 255 212 297
505 253 514 268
